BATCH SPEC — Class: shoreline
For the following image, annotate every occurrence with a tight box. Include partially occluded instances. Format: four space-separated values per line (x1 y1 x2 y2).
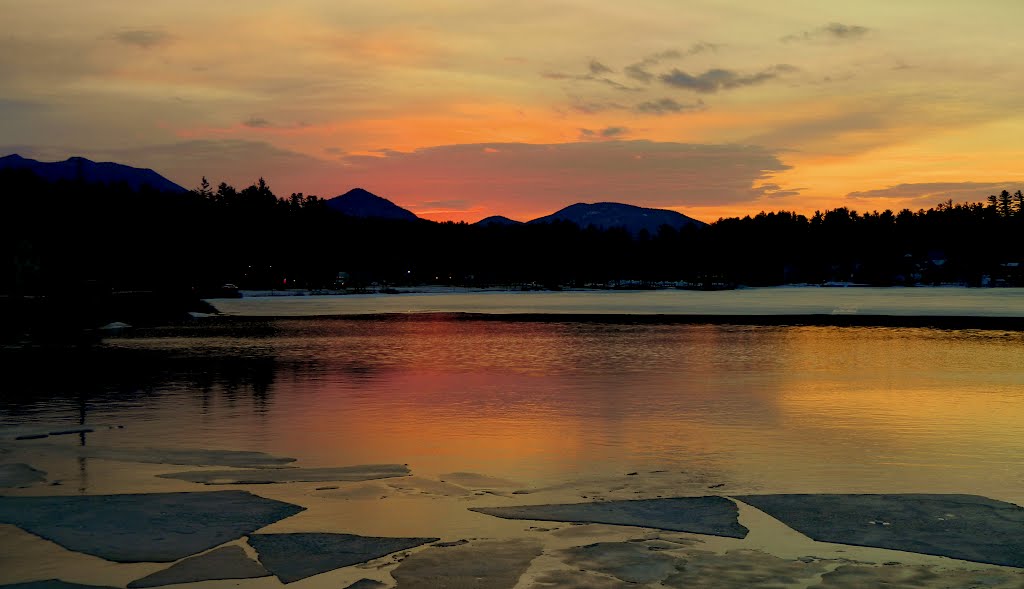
190 311 1024 331
203 287 1024 331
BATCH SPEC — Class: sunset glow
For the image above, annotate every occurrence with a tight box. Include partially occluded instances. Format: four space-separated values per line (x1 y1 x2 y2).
4 1 1023 221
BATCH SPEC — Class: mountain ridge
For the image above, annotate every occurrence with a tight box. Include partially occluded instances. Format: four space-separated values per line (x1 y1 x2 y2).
324 187 420 221
528 201 705 234
1 154 708 229
474 215 523 226
0 154 186 193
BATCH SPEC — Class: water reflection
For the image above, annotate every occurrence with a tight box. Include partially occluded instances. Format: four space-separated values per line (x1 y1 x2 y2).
3 318 1023 501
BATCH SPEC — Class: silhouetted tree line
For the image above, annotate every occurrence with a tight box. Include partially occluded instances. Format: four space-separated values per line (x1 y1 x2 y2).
4 168 1024 305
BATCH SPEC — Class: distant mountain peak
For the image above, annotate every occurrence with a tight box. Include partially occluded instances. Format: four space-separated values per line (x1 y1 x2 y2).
528 201 704 234
342 187 376 197
474 215 522 226
0 153 185 193
325 188 419 221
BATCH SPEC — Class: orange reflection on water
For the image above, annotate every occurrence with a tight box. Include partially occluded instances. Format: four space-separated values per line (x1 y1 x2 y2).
75 318 1024 502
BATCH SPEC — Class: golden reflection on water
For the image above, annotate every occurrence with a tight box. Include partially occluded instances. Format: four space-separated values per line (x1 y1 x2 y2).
7 319 1024 502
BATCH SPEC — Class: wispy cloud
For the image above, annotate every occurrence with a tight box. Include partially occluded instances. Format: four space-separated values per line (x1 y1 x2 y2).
579 126 630 140
660 65 797 93
567 95 627 114
624 44 718 83
782 22 871 43
240 117 311 130
542 70 640 92
242 117 273 128
541 58 642 92
410 199 474 211
757 183 802 198
633 98 705 115
110 29 172 48
588 59 614 75
847 182 1018 206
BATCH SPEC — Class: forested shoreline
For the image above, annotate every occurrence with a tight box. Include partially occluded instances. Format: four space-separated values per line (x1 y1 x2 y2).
4 168 1023 300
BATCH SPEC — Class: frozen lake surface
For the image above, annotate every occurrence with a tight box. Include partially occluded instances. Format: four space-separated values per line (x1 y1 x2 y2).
209 287 1024 318
3 315 1024 586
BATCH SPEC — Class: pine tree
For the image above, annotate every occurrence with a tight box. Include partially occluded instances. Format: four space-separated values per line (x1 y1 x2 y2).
997 190 1013 217
197 176 212 199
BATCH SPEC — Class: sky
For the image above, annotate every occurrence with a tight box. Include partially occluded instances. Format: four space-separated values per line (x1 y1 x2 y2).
3 1 1023 223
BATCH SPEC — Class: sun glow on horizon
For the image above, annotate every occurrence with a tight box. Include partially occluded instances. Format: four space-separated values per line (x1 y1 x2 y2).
5 1 1024 222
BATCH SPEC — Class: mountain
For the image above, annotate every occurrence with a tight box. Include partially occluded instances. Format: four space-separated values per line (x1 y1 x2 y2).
474 215 522 226
0 154 186 193
528 202 704 234
324 188 419 221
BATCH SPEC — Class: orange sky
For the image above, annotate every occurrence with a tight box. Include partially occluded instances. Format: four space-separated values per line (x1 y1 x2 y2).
3 1 1024 222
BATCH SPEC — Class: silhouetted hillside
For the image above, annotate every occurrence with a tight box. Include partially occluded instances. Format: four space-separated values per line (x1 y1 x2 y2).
475 215 522 226
0 154 185 193
529 202 704 235
324 188 419 221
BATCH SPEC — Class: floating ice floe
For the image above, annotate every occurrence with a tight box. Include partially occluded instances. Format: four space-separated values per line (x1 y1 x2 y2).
0 490 304 562
736 493 1024 568
470 496 748 538
390 538 542 589
0 581 119 589
249 532 437 584
70 447 296 468
158 464 410 485
127 545 270 588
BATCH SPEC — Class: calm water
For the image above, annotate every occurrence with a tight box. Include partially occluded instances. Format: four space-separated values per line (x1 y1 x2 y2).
5 314 1024 504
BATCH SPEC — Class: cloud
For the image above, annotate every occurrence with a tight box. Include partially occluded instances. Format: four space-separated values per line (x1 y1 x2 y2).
542 70 640 92
633 98 705 115
824 23 870 38
410 199 473 211
242 117 273 128
588 59 613 75
238 117 311 130
623 64 656 84
847 182 1019 207
686 42 719 55
111 29 172 48
624 44 719 83
757 183 802 198
599 126 628 137
660 65 797 93
541 58 643 92
567 95 627 114
782 22 870 43
578 126 630 140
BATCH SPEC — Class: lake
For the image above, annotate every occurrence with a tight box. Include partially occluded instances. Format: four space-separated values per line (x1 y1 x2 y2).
2 289 1024 587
